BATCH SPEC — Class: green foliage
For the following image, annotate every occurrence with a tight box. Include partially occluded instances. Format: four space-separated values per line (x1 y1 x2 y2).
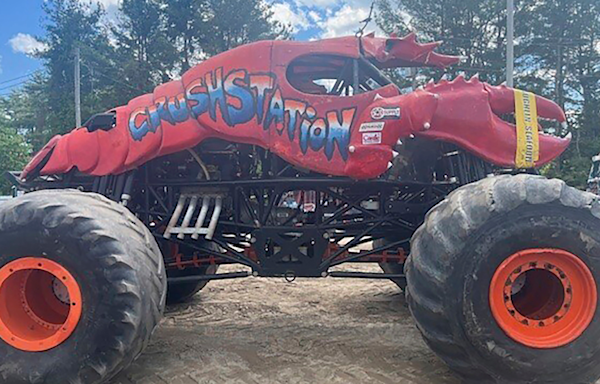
162 0 209 72
5 0 597 189
0 116 31 194
202 0 291 56
377 0 600 188
40 0 117 137
0 0 288 185
111 0 178 102
5 0 288 154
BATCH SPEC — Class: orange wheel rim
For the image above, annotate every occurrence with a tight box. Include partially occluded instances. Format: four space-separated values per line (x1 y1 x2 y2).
490 249 597 349
0 258 82 352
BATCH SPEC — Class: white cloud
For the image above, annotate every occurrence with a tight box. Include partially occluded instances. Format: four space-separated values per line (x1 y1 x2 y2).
308 10 322 23
271 2 310 32
294 0 340 7
320 4 382 39
80 0 120 20
88 0 120 8
9 33 48 56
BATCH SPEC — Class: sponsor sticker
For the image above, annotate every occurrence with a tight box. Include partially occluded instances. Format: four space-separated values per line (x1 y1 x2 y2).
359 121 385 132
362 132 382 145
371 107 401 120
514 90 539 168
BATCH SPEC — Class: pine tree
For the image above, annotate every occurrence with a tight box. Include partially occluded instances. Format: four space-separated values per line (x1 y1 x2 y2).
203 0 290 56
40 0 116 136
0 102 31 193
162 0 209 72
112 0 177 102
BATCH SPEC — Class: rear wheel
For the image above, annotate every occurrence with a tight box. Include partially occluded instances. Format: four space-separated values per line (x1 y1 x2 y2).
0 190 166 384
375 239 407 290
164 241 221 305
407 175 600 383
167 264 218 304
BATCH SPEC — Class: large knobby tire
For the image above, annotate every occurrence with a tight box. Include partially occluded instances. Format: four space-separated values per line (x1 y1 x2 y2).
406 175 600 383
379 262 406 290
0 190 166 384
375 239 407 290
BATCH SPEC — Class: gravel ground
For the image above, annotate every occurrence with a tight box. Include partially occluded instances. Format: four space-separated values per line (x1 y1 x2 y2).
109 264 458 384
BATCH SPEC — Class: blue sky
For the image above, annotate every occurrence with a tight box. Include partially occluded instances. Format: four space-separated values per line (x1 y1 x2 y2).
0 0 382 96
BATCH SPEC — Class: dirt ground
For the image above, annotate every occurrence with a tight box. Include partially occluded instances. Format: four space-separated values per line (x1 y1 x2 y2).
109 264 459 384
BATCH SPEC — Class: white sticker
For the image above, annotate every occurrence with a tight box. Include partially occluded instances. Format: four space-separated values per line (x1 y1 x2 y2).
362 132 382 145
359 121 385 132
371 107 401 120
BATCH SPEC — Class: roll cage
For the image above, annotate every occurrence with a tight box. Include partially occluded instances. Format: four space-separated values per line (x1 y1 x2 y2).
286 53 395 97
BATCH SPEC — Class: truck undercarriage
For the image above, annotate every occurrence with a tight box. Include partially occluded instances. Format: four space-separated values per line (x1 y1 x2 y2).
12 140 492 282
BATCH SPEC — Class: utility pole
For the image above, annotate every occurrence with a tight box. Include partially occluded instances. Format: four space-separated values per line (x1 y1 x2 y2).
74 46 82 127
555 44 564 109
506 0 514 87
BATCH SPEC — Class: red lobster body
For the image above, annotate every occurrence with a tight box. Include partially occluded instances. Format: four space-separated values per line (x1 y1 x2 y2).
22 33 570 180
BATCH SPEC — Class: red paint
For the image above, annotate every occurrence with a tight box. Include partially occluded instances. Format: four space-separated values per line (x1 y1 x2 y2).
22 33 569 180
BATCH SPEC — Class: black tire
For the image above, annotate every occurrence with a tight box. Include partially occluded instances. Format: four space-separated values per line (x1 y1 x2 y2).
379 261 406 290
375 239 407 290
0 190 166 384
167 264 218 304
406 174 600 383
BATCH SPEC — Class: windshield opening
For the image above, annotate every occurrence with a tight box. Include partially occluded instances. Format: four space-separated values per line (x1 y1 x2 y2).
286 54 395 96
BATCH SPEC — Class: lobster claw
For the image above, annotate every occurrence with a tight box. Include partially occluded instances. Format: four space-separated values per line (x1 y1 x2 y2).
484 83 570 166
411 76 570 168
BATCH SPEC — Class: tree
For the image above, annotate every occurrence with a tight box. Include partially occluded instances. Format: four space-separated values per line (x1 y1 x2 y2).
40 0 117 138
0 104 31 194
377 0 600 188
112 0 177 102
162 0 209 72
518 0 600 187
377 0 508 84
3 74 50 151
203 0 290 56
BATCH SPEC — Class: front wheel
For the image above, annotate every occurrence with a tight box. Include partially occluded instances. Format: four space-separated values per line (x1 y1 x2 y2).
0 190 166 384
407 175 600 383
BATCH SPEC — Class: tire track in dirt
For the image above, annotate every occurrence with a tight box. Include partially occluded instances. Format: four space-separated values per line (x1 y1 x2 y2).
110 264 458 384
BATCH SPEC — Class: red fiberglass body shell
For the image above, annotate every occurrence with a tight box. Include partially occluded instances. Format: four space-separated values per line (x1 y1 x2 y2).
22 33 570 180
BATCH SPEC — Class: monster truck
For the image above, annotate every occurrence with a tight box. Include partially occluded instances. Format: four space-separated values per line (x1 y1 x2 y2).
1 32 598 384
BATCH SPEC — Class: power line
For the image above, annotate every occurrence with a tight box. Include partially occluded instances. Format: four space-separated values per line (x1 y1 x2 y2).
82 63 141 92
0 80 31 92
0 71 41 86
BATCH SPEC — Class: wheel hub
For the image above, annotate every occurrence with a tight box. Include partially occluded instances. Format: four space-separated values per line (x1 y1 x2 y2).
0 258 82 352
490 249 596 349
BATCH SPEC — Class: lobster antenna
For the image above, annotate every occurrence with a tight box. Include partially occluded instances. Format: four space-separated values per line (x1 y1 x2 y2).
356 1 376 38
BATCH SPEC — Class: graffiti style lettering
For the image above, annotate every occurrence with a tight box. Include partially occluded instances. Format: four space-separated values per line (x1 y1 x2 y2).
265 88 285 133
129 107 151 141
205 68 229 124
168 94 190 123
325 110 354 161
154 97 174 126
284 100 307 141
249 74 275 123
224 69 255 126
127 67 356 161
186 79 209 118
308 119 327 152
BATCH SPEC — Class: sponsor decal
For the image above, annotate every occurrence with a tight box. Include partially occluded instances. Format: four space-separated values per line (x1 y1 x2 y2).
359 121 385 132
514 90 539 168
362 132 382 145
371 107 401 120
